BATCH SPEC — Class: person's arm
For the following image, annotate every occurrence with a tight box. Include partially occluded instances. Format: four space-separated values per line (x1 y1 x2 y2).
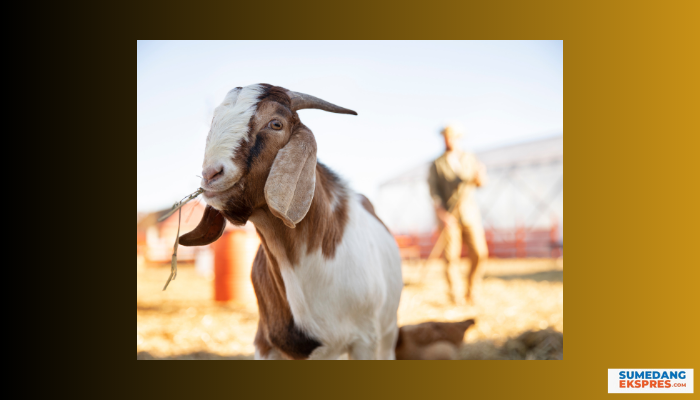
474 159 488 187
428 163 456 226
428 163 442 208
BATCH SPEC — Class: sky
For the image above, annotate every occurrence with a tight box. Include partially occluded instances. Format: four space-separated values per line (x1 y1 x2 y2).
137 40 563 212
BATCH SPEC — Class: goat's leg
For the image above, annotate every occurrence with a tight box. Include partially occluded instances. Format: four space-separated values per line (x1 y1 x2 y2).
307 345 347 360
377 327 398 360
254 327 289 360
348 320 380 360
348 339 379 360
255 346 287 360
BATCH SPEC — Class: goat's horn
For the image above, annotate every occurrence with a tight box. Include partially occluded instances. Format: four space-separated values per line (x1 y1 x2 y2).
288 91 357 115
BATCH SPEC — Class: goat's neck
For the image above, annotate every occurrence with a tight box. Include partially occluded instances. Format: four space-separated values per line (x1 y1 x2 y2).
250 164 349 269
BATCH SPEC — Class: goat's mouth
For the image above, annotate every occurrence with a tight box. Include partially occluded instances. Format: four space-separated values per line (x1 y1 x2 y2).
203 181 253 226
202 182 241 210
202 189 225 199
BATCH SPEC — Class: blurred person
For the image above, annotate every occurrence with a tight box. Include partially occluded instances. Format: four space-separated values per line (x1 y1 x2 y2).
428 123 489 305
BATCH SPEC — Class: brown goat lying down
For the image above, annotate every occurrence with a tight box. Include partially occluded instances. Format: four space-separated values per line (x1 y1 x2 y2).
395 319 476 360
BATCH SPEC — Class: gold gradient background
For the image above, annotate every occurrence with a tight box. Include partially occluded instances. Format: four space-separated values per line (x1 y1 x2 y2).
132 1 699 397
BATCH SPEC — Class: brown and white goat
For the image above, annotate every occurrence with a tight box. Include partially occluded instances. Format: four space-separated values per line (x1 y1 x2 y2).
179 84 403 360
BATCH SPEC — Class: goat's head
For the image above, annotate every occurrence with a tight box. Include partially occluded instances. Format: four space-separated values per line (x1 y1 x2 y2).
179 83 356 246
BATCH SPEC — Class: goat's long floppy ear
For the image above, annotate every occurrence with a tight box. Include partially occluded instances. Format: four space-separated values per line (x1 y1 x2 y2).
179 205 227 246
264 126 317 228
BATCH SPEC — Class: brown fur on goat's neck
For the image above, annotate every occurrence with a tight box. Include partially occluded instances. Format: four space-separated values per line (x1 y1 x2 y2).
249 162 349 267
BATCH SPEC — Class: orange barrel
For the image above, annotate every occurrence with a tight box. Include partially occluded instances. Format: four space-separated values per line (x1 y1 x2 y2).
211 227 261 304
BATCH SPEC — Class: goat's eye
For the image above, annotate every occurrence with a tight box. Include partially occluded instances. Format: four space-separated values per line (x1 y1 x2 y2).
269 120 283 130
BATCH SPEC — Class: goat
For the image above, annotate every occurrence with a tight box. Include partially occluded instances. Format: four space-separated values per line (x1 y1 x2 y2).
179 84 403 360
395 319 476 360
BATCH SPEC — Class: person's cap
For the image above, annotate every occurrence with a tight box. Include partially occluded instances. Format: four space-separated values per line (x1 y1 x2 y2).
440 122 465 138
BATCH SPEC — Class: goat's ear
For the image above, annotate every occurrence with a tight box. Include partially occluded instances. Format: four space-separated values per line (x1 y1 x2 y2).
454 318 476 337
179 205 227 246
264 126 317 228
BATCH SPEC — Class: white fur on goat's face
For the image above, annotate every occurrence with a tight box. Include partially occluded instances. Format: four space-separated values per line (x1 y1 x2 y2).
201 84 265 192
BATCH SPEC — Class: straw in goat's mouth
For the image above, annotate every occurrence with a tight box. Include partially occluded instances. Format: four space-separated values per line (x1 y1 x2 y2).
158 188 204 291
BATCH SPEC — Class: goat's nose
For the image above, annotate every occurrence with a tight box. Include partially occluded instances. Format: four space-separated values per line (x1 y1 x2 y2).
202 165 224 182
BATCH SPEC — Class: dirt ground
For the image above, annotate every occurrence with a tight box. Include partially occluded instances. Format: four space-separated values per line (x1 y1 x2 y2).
137 257 563 360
